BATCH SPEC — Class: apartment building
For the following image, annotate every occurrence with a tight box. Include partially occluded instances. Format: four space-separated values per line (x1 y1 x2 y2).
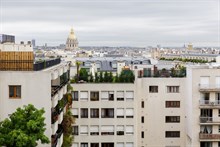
0 41 70 147
186 65 220 147
71 66 188 147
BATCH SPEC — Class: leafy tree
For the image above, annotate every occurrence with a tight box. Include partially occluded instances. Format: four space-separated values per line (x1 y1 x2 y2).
114 73 119 83
95 72 99 83
104 71 109 82
109 72 113 82
79 68 88 82
89 73 94 83
0 104 49 147
99 72 103 83
76 61 82 82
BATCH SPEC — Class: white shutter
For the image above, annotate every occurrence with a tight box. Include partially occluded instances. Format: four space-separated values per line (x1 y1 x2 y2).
126 143 134 147
117 125 124 131
101 91 108 98
72 143 79 147
72 108 78 115
126 91 134 99
80 126 88 133
117 91 124 97
101 126 114 132
126 108 134 116
116 143 124 147
126 125 134 134
117 108 124 116
200 77 209 88
90 126 99 132
216 77 220 88
80 91 88 99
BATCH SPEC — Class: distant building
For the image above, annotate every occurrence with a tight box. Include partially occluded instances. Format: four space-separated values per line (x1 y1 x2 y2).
0 34 15 43
188 43 193 50
32 39 36 47
66 28 78 50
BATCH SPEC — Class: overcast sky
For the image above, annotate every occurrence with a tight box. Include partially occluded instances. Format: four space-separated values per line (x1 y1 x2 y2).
0 0 219 47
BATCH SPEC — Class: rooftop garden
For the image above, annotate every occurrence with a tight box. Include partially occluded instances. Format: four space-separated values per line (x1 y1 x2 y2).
159 57 214 63
71 68 135 83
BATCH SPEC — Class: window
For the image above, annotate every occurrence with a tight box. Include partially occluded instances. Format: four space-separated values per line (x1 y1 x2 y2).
81 108 88 118
166 116 180 123
126 143 134 147
167 86 179 93
116 108 124 118
116 143 124 147
9 85 21 98
73 126 78 135
117 91 124 101
90 125 99 135
126 125 134 135
141 131 144 138
149 86 158 93
141 116 144 123
101 125 114 135
101 91 114 101
165 101 180 108
126 91 134 101
141 101 144 108
219 109 220 117
117 125 124 135
72 108 79 118
81 143 88 147
165 131 180 138
91 108 99 118
126 108 134 118
80 126 88 135
101 108 114 118
219 126 220 133
73 143 79 147
72 91 78 101
90 91 99 101
80 91 88 101
91 143 99 147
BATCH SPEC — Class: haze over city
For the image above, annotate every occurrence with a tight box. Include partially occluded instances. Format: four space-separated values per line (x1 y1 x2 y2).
0 0 220 47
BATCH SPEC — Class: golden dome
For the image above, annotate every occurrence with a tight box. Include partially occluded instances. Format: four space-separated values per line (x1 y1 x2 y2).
68 27 77 40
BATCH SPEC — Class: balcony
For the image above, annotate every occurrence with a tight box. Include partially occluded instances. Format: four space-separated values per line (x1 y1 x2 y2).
199 100 220 108
199 133 220 140
200 117 220 124
199 84 220 92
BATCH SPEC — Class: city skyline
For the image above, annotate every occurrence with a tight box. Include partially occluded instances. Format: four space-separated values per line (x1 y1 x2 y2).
0 0 220 47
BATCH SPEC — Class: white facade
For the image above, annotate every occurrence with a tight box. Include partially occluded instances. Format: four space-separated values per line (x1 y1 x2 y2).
0 62 70 147
0 42 33 52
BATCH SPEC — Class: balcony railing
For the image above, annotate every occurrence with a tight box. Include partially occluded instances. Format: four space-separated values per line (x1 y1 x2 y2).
34 58 61 71
200 133 220 139
51 78 69 97
199 100 220 106
200 117 220 123
199 84 220 91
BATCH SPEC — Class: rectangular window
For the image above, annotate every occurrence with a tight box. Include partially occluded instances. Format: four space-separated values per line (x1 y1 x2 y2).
9 85 21 98
167 86 180 93
116 143 124 147
81 108 88 118
80 126 88 135
165 101 180 108
141 116 144 123
141 101 144 108
165 131 180 138
117 91 124 101
116 108 124 118
126 125 134 135
101 125 114 135
90 125 99 135
73 126 78 135
90 108 99 118
126 108 134 118
117 125 124 135
126 91 134 101
90 91 99 101
166 116 180 123
81 143 88 147
149 86 158 93
72 108 79 118
80 91 88 101
101 91 114 101
91 143 99 147
72 91 78 101
141 131 144 138
101 108 114 118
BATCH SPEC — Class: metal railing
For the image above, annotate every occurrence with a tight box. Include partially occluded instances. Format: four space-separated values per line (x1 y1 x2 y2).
34 58 61 71
200 133 220 139
199 100 220 106
199 84 220 91
200 116 220 123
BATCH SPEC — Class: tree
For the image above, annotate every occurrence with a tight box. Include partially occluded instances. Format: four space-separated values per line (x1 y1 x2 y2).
114 73 119 83
79 68 88 82
76 61 81 82
89 73 94 83
99 72 103 83
104 71 109 82
0 104 49 147
95 72 99 83
109 72 113 82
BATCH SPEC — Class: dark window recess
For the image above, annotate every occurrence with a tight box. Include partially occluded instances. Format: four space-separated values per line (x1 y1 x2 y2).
141 117 144 123
165 101 180 108
165 116 180 123
9 85 21 98
73 126 78 135
149 86 158 93
81 108 88 118
141 131 144 138
117 131 124 135
165 131 180 138
72 91 78 101
91 109 99 118
101 109 114 118
141 101 144 108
